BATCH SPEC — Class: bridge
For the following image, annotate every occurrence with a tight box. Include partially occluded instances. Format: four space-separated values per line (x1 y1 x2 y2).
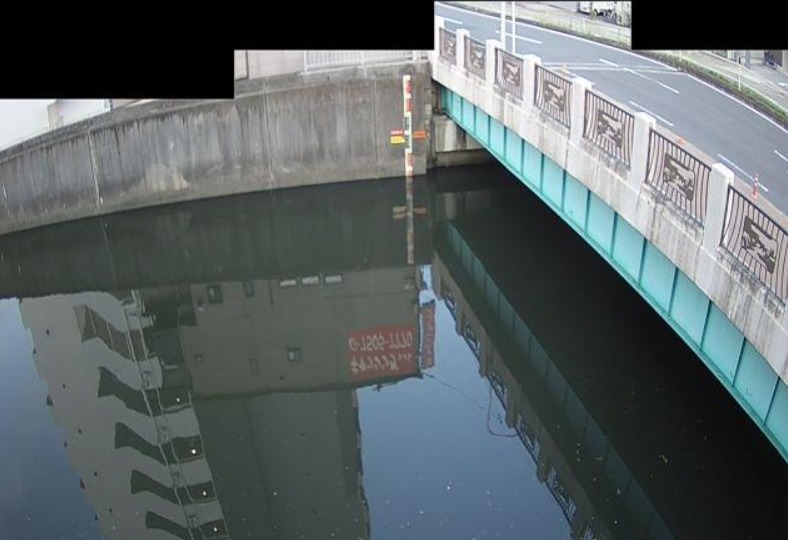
0 8 786 463
430 11 788 464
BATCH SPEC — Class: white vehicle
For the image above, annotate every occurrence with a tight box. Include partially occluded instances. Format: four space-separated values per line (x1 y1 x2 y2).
577 2 616 16
577 1 592 13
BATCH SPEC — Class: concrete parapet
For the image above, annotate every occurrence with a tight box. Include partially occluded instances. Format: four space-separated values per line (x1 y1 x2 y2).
0 63 432 236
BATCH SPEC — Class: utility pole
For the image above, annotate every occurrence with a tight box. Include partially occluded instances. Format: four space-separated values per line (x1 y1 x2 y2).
500 2 517 52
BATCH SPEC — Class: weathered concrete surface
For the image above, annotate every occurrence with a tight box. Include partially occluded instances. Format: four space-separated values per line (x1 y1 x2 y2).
0 63 431 236
431 114 493 167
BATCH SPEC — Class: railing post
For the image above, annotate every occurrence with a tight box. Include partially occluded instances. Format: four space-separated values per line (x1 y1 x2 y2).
627 112 656 192
522 54 541 110
485 39 501 91
702 164 734 254
457 29 470 72
569 77 593 146
434 16 445 65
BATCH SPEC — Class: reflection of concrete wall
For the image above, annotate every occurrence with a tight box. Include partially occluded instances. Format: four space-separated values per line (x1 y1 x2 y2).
194 390 368 540
20 292 225 540
0 175 432 300
433 188 498 223
178 267 419 397
0 63 431 236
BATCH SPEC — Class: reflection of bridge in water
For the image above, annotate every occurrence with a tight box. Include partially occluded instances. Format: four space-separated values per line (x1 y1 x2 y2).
431 181 787 540
432 218 666 539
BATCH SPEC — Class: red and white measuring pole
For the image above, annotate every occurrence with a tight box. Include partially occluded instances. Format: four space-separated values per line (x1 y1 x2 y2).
403 74 415 265
403 74 414 177
402 75 414 265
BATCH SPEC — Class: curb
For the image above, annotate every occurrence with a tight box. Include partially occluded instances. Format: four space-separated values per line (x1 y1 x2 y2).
444 2 787 129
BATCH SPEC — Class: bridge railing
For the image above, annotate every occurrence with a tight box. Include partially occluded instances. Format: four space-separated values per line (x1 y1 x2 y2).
432 20 788 305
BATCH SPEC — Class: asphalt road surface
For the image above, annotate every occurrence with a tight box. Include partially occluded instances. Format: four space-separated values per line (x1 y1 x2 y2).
436 2 788 214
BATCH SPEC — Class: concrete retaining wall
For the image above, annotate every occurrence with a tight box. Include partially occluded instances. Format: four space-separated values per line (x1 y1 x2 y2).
431 114 493 167
0 63 431 236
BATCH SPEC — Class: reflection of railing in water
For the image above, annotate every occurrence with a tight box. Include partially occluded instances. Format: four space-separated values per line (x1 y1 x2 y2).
435 222 676 540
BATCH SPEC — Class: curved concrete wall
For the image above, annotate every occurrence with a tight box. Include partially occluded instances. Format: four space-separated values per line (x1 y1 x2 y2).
0 63 431 236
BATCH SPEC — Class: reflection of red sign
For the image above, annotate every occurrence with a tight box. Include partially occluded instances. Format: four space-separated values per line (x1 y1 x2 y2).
347 325 417 382
422 301 436 369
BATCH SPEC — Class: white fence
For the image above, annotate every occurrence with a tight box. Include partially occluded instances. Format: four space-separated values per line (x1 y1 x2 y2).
234 50 425 81
303 50 423 72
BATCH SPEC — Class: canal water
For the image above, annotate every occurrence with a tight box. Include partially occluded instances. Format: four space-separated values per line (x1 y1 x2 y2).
0 164 785 540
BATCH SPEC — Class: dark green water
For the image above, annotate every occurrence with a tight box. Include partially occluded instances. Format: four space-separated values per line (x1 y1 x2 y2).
0 164 785 540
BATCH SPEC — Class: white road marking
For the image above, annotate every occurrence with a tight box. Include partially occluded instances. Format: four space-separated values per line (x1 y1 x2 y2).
775 149 788 164
493 29 542 44
441 16 464 24
685 73 788 136
436 2 666 65
628 101 674 127
599 58 619 67
543 62 678 73
717 154 755 181
625 68 681 94
436 2 788 135
549 66 679 74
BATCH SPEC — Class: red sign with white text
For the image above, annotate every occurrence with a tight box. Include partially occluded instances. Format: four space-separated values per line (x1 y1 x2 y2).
347 325 418 382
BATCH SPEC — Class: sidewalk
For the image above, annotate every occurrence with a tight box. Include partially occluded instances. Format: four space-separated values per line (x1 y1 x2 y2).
446 1 788 125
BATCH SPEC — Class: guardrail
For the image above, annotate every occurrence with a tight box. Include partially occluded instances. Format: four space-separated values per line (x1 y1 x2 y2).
233 50 425 81
304 50 422 72
433 23 788 304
